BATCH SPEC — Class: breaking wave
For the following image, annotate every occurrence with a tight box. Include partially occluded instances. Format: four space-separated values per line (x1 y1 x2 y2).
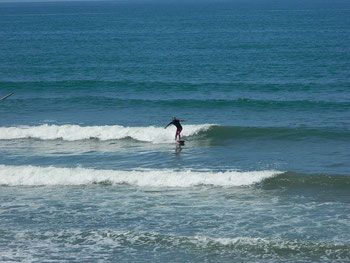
0 165 282 187
0 124 212 143
1 165 348 189
0 124 348 142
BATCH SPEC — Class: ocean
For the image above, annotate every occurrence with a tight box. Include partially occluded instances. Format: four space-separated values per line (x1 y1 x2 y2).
0 0 349 262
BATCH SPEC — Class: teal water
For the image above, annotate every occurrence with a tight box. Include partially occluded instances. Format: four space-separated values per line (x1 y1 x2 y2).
0 1 350 262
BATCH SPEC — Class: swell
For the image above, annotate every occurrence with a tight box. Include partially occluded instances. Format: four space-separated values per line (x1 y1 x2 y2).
2 80 349 93
148 98 350 110
4 96 350 111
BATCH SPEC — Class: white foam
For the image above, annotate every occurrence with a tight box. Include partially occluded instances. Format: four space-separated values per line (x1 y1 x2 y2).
0 165 282 187
0 124 212 143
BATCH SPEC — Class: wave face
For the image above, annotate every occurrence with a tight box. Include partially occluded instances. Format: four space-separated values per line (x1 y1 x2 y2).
199 125 350 141
259 172 350 189
0 124 212 143
0 165 281 187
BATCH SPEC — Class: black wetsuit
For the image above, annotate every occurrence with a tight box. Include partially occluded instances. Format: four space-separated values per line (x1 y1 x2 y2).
167 119 183 138
169 119 182 130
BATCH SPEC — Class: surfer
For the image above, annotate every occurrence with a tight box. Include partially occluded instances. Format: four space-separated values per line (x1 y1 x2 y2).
164 117 187 140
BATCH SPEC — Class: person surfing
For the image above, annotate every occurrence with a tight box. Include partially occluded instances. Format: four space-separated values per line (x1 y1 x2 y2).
164 117 187 141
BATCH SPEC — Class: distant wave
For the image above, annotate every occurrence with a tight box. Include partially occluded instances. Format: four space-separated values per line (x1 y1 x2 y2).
3 79 349 93
0 165 281 187
0 124 348 142
5 96 350 110
139 98 350 110
0 124 213 143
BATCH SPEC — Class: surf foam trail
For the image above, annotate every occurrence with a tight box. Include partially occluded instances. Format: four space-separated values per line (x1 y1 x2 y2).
0 124 213 143
0 165 282 187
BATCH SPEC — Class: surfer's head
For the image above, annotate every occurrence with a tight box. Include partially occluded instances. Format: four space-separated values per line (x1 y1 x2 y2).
172 117 176 121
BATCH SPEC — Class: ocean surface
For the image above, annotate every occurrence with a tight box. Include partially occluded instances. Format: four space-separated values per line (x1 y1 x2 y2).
0 0 350 262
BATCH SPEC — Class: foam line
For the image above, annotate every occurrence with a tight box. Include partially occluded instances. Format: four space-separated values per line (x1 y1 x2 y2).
0 124 213 143
0 165 282 187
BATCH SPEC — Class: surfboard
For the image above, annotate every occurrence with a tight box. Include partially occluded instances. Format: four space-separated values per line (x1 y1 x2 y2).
176 140 185 145
0 92 14 102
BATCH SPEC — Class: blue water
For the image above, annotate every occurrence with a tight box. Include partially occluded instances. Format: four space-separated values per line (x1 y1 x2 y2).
0 1 350 262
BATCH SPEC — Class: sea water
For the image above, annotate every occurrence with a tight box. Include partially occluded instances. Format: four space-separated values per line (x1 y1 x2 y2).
0 0 349 262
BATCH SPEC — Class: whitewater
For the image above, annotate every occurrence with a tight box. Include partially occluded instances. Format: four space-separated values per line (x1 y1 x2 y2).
0 165 282 187
0 124 213 143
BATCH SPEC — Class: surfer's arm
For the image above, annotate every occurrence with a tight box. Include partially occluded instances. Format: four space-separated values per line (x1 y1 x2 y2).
164 122 172 129
179 120 187 122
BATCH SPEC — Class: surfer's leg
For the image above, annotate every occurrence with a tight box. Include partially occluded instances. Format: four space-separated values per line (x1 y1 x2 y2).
176 128 182 140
